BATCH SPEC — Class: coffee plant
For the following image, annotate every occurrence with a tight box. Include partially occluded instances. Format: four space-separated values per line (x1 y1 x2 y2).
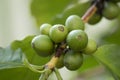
0 0 120 80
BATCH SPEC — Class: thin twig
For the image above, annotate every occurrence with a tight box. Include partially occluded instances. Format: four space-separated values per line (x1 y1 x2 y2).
82 2 97 22
39 69 52 80
54 68 63 80
24 59 45 73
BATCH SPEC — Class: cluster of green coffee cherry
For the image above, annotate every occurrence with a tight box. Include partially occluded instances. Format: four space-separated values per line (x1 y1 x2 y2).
88 0 120 25
31 15 97 71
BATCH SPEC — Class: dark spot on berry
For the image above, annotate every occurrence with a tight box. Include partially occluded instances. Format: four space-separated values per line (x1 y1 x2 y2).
77 35 82 40
58 26 64 32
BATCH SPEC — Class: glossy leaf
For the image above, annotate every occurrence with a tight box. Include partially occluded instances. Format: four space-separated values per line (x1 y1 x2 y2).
0 47 25 69
0 35 51 80
94 44 120 79
0 67 40 80
103 19 120 45
0 47 40 80
79 55 99 72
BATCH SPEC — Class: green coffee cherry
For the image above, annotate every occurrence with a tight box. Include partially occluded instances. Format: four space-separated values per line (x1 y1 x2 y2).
56 54 64 69
102 2 120 20
83 39 97 55
49 24 68 43
66 30 88 51
64 50 83 71
40 23 52 35
65 15 84 32
88 13 102 25
31 35 54 57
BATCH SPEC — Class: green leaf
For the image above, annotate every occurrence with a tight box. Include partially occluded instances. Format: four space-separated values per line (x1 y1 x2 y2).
0 47 25 69
94 44 120 79
103 19 120 45
79 55 99 72
0 46 39 80
0 35 51 80
0 67 40 80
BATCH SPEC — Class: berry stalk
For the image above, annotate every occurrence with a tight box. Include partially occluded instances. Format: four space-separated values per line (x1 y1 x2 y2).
54 68 63 80
82 0 105 22
82 2 97 23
